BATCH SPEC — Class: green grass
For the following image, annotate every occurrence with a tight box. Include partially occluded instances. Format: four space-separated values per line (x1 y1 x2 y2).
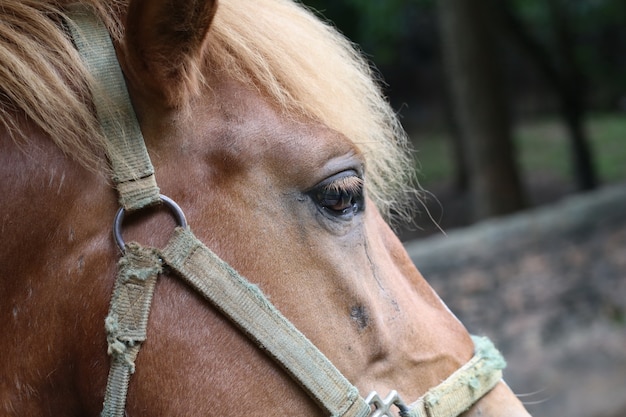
515 118 573 182
412 134 456 185
588 114 626 182
411 113 626 187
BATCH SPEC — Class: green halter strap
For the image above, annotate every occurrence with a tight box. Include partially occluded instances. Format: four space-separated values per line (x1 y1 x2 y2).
65 5 505 417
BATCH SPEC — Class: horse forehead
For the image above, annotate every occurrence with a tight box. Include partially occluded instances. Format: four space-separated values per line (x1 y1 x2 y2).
199 81 362 177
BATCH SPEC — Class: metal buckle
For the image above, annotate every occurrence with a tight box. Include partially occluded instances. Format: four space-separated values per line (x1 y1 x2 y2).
366 390 409 417
113 194 187 251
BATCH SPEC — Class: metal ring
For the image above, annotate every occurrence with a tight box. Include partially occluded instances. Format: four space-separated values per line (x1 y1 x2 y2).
113 194 187 251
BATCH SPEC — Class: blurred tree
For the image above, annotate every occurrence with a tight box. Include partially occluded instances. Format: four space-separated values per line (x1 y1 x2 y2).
303 0 415 64
436 0 527 220
303 0 626 221
496 0 599 191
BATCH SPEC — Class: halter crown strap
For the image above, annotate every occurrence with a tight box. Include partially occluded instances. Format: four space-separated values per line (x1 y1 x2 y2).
66 5 506 417
66 5 160 211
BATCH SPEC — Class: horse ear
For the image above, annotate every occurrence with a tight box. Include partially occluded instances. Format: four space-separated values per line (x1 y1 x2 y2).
122 0 218 105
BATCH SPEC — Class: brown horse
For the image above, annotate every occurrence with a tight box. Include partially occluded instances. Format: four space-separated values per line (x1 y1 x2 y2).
0 0 531 416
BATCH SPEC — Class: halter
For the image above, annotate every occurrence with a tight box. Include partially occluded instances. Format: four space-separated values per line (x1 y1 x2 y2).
66 6 506 417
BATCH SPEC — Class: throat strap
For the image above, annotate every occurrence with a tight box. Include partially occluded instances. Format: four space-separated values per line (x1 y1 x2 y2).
101 244 161 417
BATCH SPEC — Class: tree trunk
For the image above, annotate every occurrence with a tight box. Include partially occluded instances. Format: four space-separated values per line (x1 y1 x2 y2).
441 79 469 192
547 0 598 190
437 0 526 220
496 0 598 191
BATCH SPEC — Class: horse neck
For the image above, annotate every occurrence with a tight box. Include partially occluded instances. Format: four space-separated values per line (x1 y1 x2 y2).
0 118 115 415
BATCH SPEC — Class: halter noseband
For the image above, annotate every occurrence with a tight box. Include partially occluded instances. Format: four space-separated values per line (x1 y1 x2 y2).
66 6 506 417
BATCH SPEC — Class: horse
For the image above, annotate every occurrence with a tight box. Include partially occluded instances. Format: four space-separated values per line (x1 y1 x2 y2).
0 0 531 416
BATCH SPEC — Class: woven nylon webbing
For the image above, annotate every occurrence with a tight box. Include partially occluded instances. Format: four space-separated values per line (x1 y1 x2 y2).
402 336 505 417
160 227 372 417
65 5 160 211
102 244 161 417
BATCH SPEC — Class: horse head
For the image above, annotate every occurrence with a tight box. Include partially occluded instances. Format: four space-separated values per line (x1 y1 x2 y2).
0 0 531 416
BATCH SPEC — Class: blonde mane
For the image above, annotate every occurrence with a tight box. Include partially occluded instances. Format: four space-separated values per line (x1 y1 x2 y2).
0 0 418 220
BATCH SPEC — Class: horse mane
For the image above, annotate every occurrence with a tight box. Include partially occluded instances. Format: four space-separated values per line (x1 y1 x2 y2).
0 0 418 221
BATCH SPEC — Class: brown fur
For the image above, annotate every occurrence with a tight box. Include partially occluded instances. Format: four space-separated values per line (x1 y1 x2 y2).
0 0 416 220
0 1 531 416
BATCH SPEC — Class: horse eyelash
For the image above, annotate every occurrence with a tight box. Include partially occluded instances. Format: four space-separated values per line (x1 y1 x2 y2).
322 175 364 194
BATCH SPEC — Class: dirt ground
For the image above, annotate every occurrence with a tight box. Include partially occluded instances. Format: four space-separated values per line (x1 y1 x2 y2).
401 181 626 417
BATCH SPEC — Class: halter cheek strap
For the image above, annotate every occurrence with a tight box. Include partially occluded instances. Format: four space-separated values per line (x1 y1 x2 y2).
65 6 506 417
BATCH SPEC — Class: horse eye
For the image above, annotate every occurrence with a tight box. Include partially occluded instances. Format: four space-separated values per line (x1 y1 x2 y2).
310 171 364 218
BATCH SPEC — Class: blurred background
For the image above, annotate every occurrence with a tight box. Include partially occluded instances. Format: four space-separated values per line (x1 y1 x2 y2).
301 1 626 416
304 0 626 235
